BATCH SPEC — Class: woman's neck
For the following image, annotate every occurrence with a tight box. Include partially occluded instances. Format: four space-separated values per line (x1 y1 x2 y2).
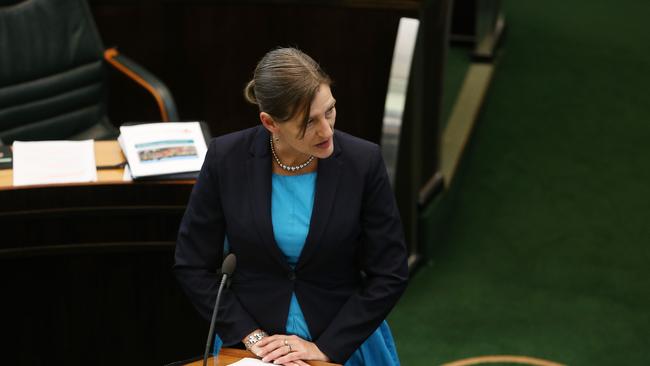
271 158 318 176
270 138 317 175
273 141 310 164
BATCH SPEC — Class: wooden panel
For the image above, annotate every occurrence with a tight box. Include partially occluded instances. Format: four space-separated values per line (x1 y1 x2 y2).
0 247 205 365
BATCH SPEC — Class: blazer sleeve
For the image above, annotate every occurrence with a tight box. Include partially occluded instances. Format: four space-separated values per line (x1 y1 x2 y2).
174 140 259 346
314 144 409 363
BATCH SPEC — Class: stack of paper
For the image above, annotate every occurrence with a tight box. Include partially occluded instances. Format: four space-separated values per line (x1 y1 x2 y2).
12 140 97 186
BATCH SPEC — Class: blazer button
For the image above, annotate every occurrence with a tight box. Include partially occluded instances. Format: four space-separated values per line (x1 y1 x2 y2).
288 271 296 281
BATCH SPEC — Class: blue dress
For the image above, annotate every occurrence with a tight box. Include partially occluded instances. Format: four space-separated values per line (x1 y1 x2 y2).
272 172 400 366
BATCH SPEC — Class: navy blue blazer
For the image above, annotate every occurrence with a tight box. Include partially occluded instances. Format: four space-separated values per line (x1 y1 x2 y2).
174 125 408 363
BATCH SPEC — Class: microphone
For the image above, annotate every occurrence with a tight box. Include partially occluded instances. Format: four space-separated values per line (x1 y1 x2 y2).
203 253 237 366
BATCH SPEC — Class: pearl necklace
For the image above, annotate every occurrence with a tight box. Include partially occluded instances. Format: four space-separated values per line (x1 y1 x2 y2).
270 136 315 172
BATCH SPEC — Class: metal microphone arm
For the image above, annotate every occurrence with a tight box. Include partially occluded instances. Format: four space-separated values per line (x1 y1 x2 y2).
203 253 236 366
203 272 228 366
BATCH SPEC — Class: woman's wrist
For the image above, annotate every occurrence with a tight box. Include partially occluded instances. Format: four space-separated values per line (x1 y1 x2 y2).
243 329 268 350
311 342 330 362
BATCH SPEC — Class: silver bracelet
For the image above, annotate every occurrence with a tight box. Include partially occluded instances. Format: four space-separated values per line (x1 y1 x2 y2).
244 331 268 350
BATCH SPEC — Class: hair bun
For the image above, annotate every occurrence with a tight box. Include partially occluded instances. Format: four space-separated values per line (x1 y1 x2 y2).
244 79 258 105
243 47 331 125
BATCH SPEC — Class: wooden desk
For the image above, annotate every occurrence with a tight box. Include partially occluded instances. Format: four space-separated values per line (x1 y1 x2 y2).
0 140 204 365
0 140 190 188
0 140 196 248
187 348 340 366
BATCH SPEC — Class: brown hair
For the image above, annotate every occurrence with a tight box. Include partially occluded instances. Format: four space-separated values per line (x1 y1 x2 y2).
244 47 331 137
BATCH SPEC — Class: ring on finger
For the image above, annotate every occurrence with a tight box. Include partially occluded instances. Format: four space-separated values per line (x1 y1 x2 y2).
287 344 292 352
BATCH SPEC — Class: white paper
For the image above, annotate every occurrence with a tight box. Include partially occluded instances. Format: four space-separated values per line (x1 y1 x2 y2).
122 164 133 182
227 358 275 366
118 122 207 179
12 140 97 186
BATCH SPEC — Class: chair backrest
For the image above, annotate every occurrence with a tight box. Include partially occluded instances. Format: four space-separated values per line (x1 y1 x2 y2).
0 0 116 143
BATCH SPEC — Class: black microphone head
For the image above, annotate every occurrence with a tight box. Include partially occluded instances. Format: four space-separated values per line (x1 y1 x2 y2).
221 253 236 277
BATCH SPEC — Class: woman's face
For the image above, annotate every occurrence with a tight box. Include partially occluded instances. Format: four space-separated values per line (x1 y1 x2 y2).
272 83 337 160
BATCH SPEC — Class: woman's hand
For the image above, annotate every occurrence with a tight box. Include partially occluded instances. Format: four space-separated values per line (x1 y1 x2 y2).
256 334 329 365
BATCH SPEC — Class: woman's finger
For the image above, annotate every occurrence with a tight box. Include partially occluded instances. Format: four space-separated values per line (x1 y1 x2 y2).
257 338 288 358
282 362 302 366
261 342 294 363
273 343 305 365
281 357 310 366
255 334 281 347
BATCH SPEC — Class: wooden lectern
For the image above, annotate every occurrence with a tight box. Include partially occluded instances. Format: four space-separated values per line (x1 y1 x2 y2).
184 347 341 366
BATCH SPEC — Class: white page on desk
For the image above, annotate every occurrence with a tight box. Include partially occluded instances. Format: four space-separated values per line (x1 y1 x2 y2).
123 164 133 182
227 357 274 366
12 140 97 186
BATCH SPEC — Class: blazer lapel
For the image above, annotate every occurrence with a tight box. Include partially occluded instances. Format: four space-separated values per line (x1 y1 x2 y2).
297 134 343 270
247 127 289 269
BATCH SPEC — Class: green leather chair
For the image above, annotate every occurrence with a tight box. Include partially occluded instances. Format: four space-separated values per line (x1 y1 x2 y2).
0 0 178 144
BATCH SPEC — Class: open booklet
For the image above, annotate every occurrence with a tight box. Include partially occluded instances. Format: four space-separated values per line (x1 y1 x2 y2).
118 122 209 180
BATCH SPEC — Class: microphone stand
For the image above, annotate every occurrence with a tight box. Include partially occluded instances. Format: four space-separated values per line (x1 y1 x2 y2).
203 273 228 366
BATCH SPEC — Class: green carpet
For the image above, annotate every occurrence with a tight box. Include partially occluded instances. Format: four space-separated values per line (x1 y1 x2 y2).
390 1 650 365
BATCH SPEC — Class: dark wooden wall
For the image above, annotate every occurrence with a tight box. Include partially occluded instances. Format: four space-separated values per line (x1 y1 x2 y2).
91 1 418 143
0 183 205 365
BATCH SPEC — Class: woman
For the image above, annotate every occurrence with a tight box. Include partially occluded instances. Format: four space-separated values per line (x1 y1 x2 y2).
174 48 408 366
